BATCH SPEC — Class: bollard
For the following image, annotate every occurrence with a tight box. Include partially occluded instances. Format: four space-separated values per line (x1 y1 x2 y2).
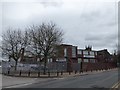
86 70 87 72
7 70 10 75
38 71 40 77
28 70 30 76
80 70 83 73
57 72 59 77
48 72 50 77
91 70 92 72
69 71 71 75
19 70 21 76
75 71 77 74
61 71 63 75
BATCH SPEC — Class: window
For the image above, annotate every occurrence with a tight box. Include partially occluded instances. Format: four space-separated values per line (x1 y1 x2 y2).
83 51 88 55
78 58 82 63
90 51 94 55
95 52 97 55
90 59 95 63
84 59 89 62
78 50 82 54
64 48 67 57
72 47 76 57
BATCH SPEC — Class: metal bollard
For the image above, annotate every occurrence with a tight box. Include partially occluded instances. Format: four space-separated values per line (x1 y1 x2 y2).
61 71 63 75
69 71 71 75
19 70 21 76
38 71 40 77
7 70 10 75
75 71 77 74
28 70 30 76
48 72 50 77
57 72 59 77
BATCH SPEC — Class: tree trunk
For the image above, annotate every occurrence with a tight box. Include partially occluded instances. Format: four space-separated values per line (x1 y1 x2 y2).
15 60 18 71
43 57 47 75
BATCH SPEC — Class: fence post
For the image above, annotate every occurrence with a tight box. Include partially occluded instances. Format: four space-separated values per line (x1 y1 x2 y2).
28 70 30 77
57 71 59 77
7 70 10 75
19 70 21 76
61 71 63 75
48 71 50 77
75 71 77 74
69 71 71 75
38 71 40 77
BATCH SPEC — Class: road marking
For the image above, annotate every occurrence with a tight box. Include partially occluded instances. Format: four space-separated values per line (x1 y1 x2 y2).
3 78 38 88
53 78 64 80
111 81 120 89
4 82 34 88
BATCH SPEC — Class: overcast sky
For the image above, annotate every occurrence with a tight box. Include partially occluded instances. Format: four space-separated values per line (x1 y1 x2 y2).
0 0 119 54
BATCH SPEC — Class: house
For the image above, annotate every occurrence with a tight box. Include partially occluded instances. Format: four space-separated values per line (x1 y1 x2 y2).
97 49 112 63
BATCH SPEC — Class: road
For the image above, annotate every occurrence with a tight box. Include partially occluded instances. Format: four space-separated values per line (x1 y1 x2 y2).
4 69 118 88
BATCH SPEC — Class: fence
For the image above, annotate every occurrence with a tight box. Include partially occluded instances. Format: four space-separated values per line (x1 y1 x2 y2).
2 62 117 77
82 62 116 71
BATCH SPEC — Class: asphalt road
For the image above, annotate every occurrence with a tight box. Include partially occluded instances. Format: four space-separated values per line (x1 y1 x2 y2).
17 69 118 88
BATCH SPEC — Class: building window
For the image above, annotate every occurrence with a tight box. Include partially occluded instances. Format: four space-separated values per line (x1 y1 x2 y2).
64 48 67 57
78 50 82 54
90 59 95 63
83 51 88 55
72 47 76 57
90 51 94 55
95 52 97 56
84 59 89 62
78 58 82 63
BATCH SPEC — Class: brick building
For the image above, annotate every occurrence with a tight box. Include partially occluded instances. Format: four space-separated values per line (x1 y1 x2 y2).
56 44 78 71
77 46 97 63
56 44 77 62
97 49 112 63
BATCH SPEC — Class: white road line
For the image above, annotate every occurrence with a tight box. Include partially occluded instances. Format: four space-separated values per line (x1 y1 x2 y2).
3 78 38 88
4 82 34 88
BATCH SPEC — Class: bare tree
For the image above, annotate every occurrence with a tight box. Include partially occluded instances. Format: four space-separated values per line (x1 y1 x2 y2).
2 28 29 70
28 22 64 74
27 25 43 62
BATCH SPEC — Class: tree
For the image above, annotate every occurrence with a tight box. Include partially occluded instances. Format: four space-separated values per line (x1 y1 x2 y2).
2 28 29 70
28 22 64 74
27 25 43 63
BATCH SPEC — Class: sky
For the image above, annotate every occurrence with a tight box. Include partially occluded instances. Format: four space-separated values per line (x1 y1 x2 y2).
0 0 119 54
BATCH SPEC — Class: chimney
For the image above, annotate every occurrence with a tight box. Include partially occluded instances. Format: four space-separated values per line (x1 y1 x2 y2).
85 45 92 51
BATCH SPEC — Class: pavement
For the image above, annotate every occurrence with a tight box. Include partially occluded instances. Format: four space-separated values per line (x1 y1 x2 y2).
59 68 117 78
2 75 54 88
2 68 118 88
